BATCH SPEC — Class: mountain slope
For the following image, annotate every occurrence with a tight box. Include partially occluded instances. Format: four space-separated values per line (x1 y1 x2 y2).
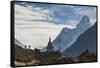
53 16 91 52
15 39 25 48
63 23 97 56
15 44 39 66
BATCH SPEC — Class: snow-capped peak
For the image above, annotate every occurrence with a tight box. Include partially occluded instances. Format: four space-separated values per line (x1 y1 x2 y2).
52 15 92 52
77 15 90 29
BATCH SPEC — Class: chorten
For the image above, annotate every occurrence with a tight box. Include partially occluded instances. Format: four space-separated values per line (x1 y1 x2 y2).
47 37 54 52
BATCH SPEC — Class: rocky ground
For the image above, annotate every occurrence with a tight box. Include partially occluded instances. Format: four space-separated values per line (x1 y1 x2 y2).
15 45 97 66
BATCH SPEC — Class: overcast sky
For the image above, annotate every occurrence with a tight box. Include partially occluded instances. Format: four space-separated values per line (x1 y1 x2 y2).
15 2 96 49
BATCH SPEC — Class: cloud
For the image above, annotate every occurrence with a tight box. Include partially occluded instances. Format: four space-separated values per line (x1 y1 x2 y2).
15 4 55 22
15 2 97 49
65 20 79 28
74 6 96 25
15 4 68 49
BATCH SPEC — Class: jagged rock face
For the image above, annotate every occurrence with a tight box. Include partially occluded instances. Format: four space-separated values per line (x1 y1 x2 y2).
63 23 97 56
53 16 91 52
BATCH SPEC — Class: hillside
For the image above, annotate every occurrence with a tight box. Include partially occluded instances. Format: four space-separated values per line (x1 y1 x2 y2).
53 16 91 52
64 23 97 56
15 45 40 66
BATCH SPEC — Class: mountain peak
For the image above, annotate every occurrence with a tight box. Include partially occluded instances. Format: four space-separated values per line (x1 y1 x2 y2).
81 15 90 23
53 16 92 52
77 15 90 28
82 15 89 21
